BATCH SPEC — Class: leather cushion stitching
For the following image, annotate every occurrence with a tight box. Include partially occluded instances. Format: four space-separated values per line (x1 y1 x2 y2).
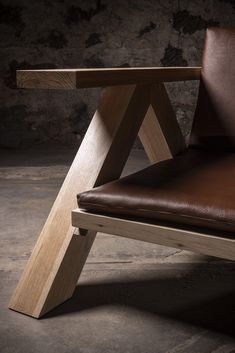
79 200 235 227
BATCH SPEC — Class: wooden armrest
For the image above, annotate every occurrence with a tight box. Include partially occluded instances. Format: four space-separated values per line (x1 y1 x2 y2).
17 67 201 89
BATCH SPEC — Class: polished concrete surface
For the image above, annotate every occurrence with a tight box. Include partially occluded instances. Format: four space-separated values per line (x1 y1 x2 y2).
1 146 235 353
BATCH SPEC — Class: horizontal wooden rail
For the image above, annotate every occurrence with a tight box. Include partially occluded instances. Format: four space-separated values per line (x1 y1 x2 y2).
72 209 235 261
17 67 201 89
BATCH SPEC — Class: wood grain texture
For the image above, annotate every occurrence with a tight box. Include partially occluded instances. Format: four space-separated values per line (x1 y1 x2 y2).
17 67 201 89
139 83 186 163
72 209 235 261
150 83 186 156
139 105 172 163
17 70 77 89
9 84 151 318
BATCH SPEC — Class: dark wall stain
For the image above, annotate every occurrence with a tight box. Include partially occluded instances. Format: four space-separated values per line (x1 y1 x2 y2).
4 60 56 89
219 0 235 10
84 55 105 67
0 105 31 148
68 103 89 137
33 30 68 49
85 33 102 48
138 21 157 38
173 10 219 34
0 2 25 37
161 44 188 66
65 0 106 25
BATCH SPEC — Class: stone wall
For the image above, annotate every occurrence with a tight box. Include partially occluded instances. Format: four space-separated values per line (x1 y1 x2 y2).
1 0 234 148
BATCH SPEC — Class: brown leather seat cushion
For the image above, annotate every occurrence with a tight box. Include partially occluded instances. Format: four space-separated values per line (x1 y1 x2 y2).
78 149 235 233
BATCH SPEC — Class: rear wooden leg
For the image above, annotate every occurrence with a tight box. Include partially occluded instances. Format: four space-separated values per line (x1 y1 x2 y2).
139 83 186 163
9 84 151 318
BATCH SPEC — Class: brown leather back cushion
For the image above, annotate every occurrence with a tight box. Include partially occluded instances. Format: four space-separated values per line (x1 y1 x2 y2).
190 28 235 152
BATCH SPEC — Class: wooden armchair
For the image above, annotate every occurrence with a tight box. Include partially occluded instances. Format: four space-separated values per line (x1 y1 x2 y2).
9 28 235 319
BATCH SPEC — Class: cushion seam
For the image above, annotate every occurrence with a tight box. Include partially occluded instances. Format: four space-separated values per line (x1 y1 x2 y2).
78 200 235 227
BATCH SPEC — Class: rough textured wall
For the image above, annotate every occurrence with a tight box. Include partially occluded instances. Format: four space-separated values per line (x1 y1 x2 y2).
0 0 234 148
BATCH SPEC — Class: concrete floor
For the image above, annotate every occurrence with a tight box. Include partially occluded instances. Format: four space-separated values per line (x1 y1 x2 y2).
1 145 235 353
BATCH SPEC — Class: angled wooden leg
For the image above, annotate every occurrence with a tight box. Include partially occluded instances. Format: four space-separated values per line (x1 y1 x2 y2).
9 84 151 318
139 83 186 163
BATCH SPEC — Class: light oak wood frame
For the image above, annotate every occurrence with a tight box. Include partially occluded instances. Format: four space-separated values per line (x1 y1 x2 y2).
9 67 202 318
72 210 235 262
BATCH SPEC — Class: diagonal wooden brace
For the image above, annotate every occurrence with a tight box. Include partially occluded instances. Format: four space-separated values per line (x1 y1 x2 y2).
139 83 186 163
9 84 152 318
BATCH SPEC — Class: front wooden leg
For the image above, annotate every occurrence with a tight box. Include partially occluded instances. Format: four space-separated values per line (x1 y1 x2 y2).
9 84 151 318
